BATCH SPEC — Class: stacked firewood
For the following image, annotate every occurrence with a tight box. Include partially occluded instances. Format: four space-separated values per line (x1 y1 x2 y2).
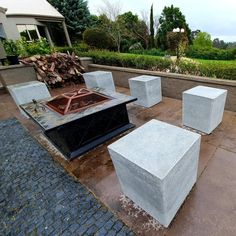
20 53 85 86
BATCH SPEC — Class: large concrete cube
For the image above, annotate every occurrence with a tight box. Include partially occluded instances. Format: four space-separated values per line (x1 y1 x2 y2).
129 75 162 107
108 120 201 227
7 81 51 117
83 71 115 91
183 86 227 134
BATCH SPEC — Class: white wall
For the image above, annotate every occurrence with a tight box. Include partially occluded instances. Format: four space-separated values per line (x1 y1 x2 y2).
0 9 17 39
0 14 46 40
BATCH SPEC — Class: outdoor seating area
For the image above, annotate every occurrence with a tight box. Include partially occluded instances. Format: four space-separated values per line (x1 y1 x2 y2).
1 69 236 235
1 0 236 234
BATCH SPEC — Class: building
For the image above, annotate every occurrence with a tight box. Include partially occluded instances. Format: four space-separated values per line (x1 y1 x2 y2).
0 0 71 46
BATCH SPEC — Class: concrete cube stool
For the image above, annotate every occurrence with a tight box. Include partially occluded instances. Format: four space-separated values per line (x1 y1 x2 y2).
183 86 227 134
129 75 162 107
83 71 115 91
108 120 201 227
7 81 51 117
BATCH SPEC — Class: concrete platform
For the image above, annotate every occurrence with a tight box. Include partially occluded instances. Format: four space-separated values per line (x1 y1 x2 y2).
1 84 236 236
7 81 51 117
108 119 201 227
83 71 116 91
129 75 162 107
183 86 227 134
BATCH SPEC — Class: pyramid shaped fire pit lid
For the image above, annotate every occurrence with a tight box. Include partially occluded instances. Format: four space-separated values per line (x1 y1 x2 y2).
46 88 111 115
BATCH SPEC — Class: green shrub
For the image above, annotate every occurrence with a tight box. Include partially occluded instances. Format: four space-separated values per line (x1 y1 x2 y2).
186 46 235 60
120 39 139 52
18 38 51 57
83 28 114 49
174 59 201 75
128 42 144 51
130 48 165 57
196 60 236 80
55 46 74 54
3 39 19 56
75 42 89 52
3 38 52 57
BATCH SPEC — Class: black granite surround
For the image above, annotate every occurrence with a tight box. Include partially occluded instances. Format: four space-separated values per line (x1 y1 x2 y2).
21 88 136 160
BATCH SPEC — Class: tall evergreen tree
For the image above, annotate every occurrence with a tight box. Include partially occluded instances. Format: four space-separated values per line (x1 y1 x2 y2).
150 4 155 48
48 0 91 41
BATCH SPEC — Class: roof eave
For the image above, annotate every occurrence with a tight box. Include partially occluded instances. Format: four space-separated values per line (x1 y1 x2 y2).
5 13 64 21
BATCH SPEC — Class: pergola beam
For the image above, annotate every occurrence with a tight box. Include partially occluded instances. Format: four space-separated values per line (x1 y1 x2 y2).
62 21 72 47
44 26 54 47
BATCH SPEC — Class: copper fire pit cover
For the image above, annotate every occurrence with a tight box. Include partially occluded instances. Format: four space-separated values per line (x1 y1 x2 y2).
46 88 111 115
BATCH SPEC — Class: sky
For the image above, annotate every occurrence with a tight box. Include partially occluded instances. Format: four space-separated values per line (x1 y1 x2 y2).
87 0 236 42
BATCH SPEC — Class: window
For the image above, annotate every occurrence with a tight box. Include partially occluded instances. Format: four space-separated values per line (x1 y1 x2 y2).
17 25 31 41
17 25 41 41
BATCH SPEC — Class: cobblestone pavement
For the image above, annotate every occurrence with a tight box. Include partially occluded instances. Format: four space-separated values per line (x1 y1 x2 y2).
0 119 134 236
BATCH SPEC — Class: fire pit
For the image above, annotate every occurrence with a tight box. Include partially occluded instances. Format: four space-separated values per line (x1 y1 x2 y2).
46 89 111 115
21 88 136 160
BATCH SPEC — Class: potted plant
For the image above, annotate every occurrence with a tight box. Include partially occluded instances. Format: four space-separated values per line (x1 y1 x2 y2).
3 39 19 65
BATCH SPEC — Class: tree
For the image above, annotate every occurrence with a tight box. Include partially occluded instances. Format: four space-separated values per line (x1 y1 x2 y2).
190 29 201 41
227 42 236 49
150 4 154 48
48 0 91 41
193 32 212 48
89 15 100 28
98 0 122 21
118 11 149 49
167 31 189 59
157 5 191 50
83 28 114 49
98 14 124 52
97 0 123 52
213 38 227 49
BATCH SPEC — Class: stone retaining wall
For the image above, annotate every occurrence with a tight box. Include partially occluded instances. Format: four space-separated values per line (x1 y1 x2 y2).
88 63 236 112
0 64 37 87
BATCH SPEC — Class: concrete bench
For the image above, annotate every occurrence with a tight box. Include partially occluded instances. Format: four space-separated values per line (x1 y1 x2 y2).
108 119 201 227
129 75 162 107
7 81 51 117
83 71 115 91
183 86 227 134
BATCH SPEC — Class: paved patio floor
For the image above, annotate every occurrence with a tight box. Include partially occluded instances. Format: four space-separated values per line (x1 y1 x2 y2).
1 84 236 236
0 118 134 236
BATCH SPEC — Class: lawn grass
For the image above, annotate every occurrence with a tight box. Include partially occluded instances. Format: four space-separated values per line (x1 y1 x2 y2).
195 58 236 66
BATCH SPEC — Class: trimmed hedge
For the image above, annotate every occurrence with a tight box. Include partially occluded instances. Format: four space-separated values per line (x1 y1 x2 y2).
55 48 236 80
186 46 236 60
77 50 236 80
77 50 172 70
129 48 165 57
55 43 89 54
195 59 236 80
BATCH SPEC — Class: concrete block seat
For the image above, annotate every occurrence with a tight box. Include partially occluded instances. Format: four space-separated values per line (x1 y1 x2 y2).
83 71 115 91
7 81 51 117
183 86 227 134
129 75 162 107
108 119 201 227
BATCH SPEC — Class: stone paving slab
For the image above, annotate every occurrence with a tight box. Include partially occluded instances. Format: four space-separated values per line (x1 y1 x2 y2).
0 119 134 236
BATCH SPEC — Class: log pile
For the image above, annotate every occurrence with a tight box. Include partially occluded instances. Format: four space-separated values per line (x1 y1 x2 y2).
20 53 85 86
